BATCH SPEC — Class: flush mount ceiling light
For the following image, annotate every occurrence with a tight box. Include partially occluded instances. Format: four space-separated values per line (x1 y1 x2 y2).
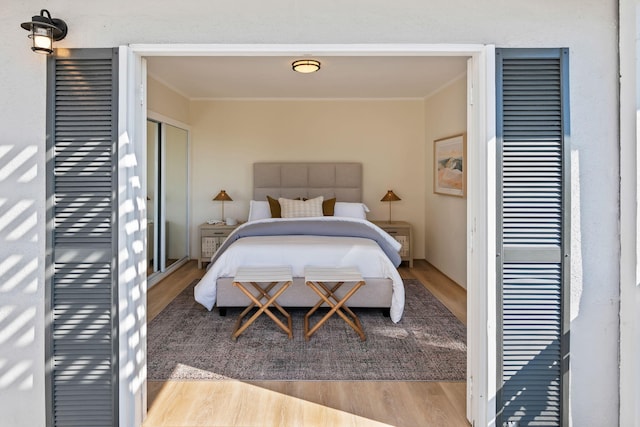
20 9 68 54
292 59 321 73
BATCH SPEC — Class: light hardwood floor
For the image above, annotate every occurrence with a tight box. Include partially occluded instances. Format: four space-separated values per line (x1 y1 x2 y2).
145 259 469 427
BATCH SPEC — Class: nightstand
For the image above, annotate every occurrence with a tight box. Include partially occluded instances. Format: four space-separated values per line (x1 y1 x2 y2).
371 220 413 268
198 223 240 269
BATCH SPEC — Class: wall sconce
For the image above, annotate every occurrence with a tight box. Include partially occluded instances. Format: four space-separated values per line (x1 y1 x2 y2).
20 9 68 55
292 59 321 73
212 190 233 221
380 190 401 223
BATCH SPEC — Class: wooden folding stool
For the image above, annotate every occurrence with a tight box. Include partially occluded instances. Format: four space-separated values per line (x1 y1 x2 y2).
231 266 293 340
303 266 366 341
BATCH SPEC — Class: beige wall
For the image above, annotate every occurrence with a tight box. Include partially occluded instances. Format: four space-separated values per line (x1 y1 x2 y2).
148 76 190 123
424 77 468 288
189 99 427 260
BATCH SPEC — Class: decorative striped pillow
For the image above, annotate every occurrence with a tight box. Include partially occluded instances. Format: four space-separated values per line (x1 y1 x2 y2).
279 196 324 218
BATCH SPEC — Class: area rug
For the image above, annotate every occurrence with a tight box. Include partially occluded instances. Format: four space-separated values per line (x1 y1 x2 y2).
147 279 466 381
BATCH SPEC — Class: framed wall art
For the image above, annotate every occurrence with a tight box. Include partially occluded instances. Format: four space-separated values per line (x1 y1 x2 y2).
434 133 466 197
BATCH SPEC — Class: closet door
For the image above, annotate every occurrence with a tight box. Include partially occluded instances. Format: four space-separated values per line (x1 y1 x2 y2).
146 118 189 277
46 48 119 427
162 123 189 269
496 48 570 427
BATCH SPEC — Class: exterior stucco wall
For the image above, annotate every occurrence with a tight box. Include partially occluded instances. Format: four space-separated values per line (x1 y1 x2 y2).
0 1 619 426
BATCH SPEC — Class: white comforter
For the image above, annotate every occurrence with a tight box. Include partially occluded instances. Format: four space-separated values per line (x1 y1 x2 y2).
194 232 405 322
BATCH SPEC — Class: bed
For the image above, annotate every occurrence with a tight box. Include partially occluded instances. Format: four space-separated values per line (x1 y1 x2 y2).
194 162 406 323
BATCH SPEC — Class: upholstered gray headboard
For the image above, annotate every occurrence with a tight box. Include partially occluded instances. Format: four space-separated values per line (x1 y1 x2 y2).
253 162 362 202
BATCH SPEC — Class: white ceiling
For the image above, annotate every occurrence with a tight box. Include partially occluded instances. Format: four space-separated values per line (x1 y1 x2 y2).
145 55 469 100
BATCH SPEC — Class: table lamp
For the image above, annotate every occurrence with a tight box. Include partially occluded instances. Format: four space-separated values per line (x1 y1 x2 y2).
213 190 233 221
380 190 401 223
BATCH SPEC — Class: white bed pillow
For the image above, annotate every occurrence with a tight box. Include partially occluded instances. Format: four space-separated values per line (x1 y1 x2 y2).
333 202 370 219
247 200 271 222
279 196 324 218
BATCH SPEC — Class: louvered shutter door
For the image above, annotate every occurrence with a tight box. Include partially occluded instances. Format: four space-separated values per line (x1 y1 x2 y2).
46 49 119 427
496 49 570 427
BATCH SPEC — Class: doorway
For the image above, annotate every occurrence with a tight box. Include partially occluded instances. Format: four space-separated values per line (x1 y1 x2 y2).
117 44 496 427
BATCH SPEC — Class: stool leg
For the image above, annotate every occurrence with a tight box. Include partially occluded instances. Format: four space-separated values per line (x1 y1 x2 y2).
304 280 366 341
329 282 366 341
249 281 292 324
232 281 293 340
305 281 341 340
232 281 268 340
251 282 292 338
317 282 366 341
304 281 343 339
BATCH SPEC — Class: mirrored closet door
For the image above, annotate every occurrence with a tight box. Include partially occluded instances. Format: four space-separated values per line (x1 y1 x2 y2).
147 117 190 283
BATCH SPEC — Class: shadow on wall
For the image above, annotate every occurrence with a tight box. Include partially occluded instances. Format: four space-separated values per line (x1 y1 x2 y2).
0 143 40 422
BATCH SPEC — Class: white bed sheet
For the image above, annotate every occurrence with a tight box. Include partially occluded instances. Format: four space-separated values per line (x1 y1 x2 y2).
194 235 405 322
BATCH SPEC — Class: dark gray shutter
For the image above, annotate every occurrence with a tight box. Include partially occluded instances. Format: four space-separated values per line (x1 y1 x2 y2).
496 48 570 427
46 48 119 427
